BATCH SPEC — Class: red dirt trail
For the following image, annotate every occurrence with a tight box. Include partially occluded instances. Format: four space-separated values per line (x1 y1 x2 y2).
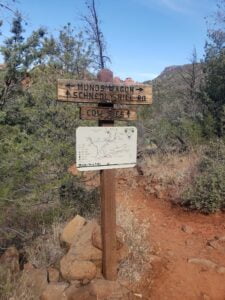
117 174 225 300
70 165 225 300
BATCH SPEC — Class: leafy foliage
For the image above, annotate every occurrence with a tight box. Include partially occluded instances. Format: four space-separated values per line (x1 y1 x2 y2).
202 0 225 136
181 140 225 213
47 23 93 77
0 14 99 248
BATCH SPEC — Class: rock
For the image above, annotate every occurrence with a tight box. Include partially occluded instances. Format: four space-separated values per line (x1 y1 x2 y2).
207 240 224 251
202 294 211 300
22 268 48 297
0 246 20 273
47 267 59 283
82 278 91 285
218 236 225 242
65 285 78 298
23 262 35 271
91 225 102 250
149 255 162 268
89 279 129 299
188 258 217 269
40 283 68 300
60 215 86 247
181 225 193 234
66 285 96 300
68 220 102 262
217 266 225 274
70 280 81 288
92 225 124 251
117 243 129 262
60 258 97 281
207 239 225 252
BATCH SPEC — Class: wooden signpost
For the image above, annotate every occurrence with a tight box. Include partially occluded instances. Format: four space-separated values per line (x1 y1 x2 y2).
80 106 137 121
57 69 152 281
58 79 152 105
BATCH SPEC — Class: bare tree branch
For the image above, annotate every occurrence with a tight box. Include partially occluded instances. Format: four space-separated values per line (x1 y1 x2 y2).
82 0 110 70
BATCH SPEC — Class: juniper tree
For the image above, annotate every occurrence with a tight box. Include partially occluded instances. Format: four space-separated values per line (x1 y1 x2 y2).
203 0 225 136
53 23 93 78
0 13 46 109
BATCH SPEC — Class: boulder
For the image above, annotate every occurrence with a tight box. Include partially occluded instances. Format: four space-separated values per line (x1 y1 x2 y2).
89 279 129 299
92 225 124 251
47 267 60 282
60 257 97 281
66 285 96 300
60 215 86 247
0 246 20 273
68 220 102 262
40 283 68 300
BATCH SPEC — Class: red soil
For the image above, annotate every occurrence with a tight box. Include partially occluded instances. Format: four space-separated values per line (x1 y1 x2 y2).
117 174 225 300
70 164 225 299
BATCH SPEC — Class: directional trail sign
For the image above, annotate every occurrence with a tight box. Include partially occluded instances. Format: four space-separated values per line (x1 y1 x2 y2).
80 106 137 121
57 79 152 105
76 126 137 171
57 69 152 281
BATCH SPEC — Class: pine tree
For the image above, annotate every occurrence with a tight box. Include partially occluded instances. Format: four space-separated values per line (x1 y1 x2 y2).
0 13 46 109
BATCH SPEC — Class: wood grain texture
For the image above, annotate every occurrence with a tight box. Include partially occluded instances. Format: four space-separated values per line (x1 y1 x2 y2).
98 69 117 281
80 106 137 121
57 79 152 105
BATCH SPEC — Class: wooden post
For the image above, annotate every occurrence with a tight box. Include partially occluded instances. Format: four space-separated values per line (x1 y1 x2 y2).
97 69 117 280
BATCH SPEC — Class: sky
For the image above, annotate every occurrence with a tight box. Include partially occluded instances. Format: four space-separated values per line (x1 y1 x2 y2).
0 0 218 81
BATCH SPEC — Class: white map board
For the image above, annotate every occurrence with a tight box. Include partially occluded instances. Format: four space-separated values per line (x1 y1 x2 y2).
76 127 137 171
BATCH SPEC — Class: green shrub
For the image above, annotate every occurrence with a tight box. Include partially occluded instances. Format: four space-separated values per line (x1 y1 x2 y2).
59 175 100 218
181 140 225 213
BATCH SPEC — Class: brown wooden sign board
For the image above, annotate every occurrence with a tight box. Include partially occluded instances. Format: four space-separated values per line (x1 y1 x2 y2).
57 79 152 105
80 106 137 121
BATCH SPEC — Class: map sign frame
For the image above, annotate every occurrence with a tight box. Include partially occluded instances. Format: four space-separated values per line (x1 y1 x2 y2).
76 126 137 171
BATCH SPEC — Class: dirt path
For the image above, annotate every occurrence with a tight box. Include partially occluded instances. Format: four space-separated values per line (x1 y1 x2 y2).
117 175 225 300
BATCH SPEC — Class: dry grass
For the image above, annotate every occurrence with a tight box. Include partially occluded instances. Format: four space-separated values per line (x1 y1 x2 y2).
25 222 65 268
0 222 65 300
117 201 151 283
0 265 37 300
142 151 200 186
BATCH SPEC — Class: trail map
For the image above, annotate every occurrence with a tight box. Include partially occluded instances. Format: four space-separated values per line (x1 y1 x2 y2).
76 127 137 171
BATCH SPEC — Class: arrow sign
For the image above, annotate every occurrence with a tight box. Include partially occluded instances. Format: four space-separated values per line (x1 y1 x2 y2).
80 106 137 121
57 80 152 105
136 87 144 92
65 83 76 88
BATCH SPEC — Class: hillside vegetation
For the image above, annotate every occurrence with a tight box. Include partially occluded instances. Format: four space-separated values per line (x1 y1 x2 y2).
0 0 225 267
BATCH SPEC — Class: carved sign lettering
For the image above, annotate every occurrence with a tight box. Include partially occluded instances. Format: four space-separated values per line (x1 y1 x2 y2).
80 106 137 121
57 80 152 105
